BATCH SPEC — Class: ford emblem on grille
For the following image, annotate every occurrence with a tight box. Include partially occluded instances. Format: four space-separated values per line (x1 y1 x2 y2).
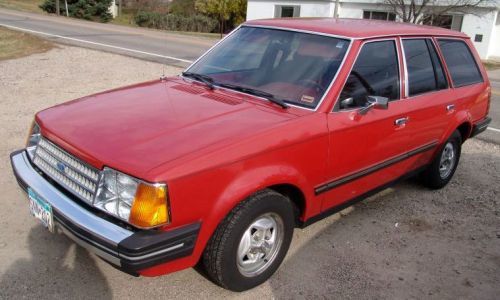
56 162 66 173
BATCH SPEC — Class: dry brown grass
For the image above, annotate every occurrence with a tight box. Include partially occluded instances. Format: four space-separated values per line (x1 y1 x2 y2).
483 60 500 71
0 27 54 61
0 0 43 13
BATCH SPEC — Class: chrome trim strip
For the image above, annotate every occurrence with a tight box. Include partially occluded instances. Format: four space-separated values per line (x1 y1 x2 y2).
399 37 409 98
353 32 468 40
315 141 438 195
476 123 490 131
11 151 133 246
119 243 185 261
234 23 467 41
184 24 353 112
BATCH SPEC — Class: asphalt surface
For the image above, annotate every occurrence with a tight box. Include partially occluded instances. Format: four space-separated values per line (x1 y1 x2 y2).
0 8 216 67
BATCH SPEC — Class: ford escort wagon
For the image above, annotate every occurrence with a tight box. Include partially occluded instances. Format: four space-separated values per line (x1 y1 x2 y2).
10 18 492 291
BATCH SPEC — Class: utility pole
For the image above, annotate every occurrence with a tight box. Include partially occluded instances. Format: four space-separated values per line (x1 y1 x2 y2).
55 0 60 16
118 0 122 17
334 0 340 18
65 0 69 17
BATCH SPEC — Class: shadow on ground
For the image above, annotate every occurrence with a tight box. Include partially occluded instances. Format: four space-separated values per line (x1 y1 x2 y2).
0 225 112 299
266 150 500 299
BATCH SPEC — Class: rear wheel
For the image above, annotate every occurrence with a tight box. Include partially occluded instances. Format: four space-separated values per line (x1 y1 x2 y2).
420 130 462 189
202 189 295 291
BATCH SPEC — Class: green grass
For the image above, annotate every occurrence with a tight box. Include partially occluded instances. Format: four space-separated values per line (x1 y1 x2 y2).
110 8 221 39
0 0 44 13
0 27 54 61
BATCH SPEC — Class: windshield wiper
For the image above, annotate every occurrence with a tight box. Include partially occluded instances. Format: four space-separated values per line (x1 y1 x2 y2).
218 83 289 109
182 72 214 90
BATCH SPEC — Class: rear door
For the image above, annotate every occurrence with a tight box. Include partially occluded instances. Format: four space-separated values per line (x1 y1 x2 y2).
399 37 451 164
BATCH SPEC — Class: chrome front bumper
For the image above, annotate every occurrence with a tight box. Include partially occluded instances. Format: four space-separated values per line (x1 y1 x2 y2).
10 150 200 274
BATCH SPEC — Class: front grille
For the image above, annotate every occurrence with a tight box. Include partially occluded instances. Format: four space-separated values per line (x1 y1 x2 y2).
32 137 100 204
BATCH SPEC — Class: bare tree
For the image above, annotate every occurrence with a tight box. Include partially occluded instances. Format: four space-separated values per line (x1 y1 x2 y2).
383 0 495 24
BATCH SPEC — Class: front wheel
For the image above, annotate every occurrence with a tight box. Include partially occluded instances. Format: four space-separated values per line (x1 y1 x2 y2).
420 130 462 189
202 189 295 291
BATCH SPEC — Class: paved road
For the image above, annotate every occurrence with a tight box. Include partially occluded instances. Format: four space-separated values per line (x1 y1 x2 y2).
0 8 216 67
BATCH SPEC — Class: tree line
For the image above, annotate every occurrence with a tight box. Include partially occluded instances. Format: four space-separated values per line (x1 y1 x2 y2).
40 0 247 35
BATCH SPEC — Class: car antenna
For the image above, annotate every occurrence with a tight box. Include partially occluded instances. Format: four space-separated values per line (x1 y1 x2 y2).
160 3 168 82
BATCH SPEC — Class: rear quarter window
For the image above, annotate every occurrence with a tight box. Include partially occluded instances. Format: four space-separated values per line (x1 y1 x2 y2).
438 39 483 87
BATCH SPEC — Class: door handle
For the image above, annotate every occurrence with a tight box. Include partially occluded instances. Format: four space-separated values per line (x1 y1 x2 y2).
394 117 409 126
446 104 455 112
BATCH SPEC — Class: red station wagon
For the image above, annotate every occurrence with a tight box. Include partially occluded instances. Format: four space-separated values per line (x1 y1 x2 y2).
11 18 492 291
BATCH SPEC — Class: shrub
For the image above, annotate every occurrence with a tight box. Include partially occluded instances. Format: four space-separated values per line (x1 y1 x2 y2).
40 0 113 23
134 11 218 33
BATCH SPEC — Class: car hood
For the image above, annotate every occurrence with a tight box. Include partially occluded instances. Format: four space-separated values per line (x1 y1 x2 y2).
36 78 300 180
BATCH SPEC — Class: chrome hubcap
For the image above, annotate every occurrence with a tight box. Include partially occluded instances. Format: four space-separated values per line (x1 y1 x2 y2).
439 142 456 179
237 213 284 277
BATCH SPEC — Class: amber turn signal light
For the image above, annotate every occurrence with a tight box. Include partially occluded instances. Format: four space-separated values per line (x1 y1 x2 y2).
129 184 169 228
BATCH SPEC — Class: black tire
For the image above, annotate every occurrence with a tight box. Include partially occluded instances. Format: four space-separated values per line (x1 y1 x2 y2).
420 130 462 189
202 189 295 292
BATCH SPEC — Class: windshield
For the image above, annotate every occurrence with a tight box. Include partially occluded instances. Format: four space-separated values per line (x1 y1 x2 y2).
187 26 350 109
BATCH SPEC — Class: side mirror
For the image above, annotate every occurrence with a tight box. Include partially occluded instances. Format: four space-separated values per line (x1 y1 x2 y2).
358 96 389 115
340 97 354 109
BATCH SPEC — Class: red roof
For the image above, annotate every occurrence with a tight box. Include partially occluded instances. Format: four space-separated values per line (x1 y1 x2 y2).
245 18 467 39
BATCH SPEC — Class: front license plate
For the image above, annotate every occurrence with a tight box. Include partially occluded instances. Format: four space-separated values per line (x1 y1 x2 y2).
28 187 54 232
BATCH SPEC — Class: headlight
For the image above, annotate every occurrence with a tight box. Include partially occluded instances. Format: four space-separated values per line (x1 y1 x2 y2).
95 167 169 228
26 121 41 160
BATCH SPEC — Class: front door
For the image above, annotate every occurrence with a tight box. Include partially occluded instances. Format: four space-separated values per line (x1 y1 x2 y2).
320 39 414 210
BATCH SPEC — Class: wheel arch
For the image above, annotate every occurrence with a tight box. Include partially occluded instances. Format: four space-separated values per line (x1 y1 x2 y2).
441 110 472 145
268 183 307 226
190 164 314 263
456 121 472 143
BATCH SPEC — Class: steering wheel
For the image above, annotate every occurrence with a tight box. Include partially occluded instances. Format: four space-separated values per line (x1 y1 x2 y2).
350 70 376 95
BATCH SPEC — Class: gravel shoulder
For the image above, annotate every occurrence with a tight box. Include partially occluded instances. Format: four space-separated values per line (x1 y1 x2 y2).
0 46 499 299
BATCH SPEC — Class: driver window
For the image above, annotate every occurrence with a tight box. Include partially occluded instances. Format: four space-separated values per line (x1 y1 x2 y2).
339 40 400 110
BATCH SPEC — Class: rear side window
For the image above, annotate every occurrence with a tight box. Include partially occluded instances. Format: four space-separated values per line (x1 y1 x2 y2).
403 39 447 96
339 40 400 109
438 39 483 87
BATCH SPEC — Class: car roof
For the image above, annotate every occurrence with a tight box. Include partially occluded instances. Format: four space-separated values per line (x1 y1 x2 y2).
244 18 468 39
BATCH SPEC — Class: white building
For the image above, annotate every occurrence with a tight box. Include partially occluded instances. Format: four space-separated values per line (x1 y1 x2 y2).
246 0 500 59
109 0 118 18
